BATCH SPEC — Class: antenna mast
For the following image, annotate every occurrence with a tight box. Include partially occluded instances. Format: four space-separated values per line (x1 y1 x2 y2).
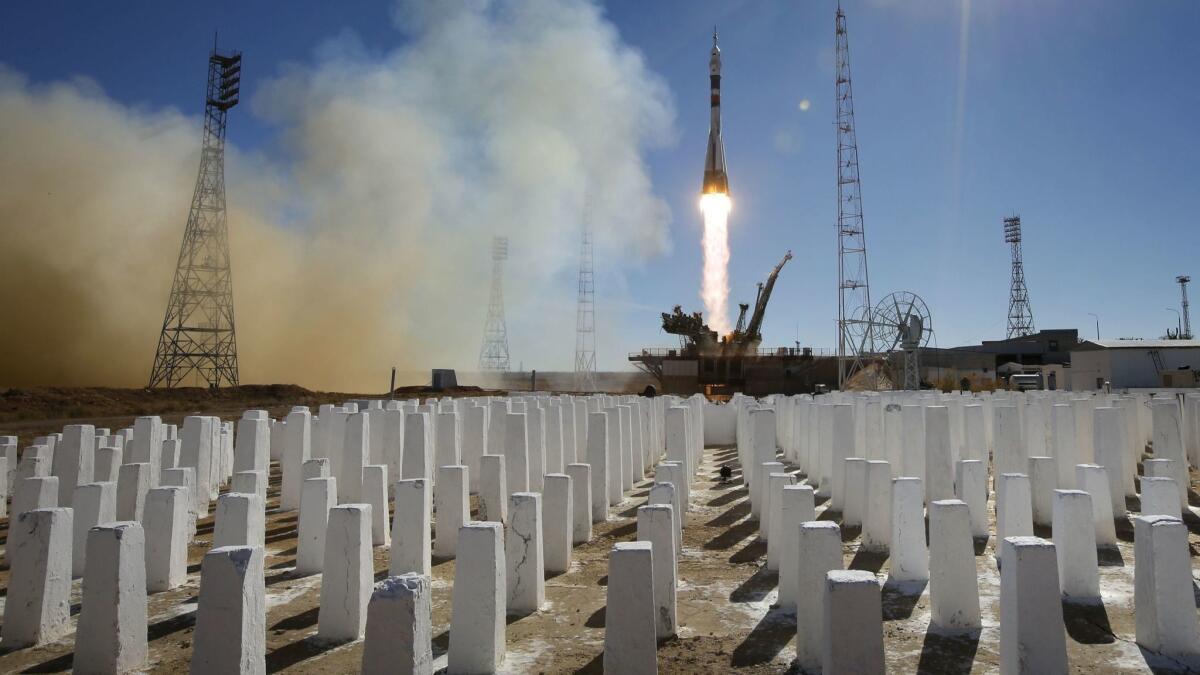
478 237 511 371
835 5 874 388
148 45 243 389
1004 215 1035 338
1178 275 1193 340
574 201 598 391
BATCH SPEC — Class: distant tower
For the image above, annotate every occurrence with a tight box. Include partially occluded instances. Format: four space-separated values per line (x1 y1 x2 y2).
148 46 243 389
1177 275 1192 339
478 237 511 371
835 5 874 388
1004 215 1035 338
574 202 598 391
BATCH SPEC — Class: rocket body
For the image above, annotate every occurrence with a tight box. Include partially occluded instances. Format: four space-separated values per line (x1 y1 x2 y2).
702 32 729 195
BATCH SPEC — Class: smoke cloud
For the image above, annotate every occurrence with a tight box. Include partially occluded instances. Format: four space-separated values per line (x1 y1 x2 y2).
0 0 674 390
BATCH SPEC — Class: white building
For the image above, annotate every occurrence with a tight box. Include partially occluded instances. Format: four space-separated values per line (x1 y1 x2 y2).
1068 339 1200 390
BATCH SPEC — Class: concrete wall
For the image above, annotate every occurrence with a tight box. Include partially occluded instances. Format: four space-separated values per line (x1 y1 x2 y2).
1070 347 1200 390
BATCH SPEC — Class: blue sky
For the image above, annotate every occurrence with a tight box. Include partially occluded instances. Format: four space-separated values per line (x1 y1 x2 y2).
4 0 1199 372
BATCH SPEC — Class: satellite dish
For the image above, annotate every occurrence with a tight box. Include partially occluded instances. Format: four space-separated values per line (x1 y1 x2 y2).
871 291 933 390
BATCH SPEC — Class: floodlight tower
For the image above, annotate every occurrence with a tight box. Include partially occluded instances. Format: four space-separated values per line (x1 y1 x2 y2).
574 202 597 391
835 5 875 388
1177 275 1192 339
1004 215 1035 339
478 237 511 371
148 45 243 389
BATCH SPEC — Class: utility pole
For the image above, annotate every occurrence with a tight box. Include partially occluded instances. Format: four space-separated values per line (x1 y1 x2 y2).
835 4 874 388
478 237 511 371
148 45 243 389
1004 215 1035 339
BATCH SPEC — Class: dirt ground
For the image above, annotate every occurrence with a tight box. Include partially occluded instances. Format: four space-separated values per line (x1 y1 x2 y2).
0 402 1198 672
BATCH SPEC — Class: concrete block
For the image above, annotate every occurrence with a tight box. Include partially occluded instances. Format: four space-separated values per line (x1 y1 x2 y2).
391 478 432 577
144 486 189 592
656 461 688 523
340 412 369 503
191 546 265 675
766 471 796 571
1075 464 1117 546
234 414 270 475
363 465 391 547
160 438 180 478
830 404 854 513
52 424 94 507
14 474 58 518
1094 406 1128 517
863 460 892 551
842 458 867 528
462 404 487 493
1052 490 1099 602
648 481 680 552
604 408 623 506
1151 400 1188 509
796 521 842 672
282 409 312 512
890 477 928 582
1134 515 1200 661
996 473 1033 542
448 522 505 674
586 412 610 522
179 416 217 513
435 465 469 557
130 416 163 488
95 446 122 483
778 485 816 609
318 504 374 641
603 541 656 675
297 477 337 575
1051 404 1076 486
543 473 573 574
1029 456 1056 528
526 406 547 493
999 537 1068 674
1140 476 1181 519
362 574 433 675
929 499 981 630
617 405 635 491
925 406 955 504
75 522 147 673
479 454 508 524
637 504 677 639
2 508 73 648
900 404 925 482
435 411 462 472
566 463 593 544
404 412 434 485
505 492 544 615
994 405 1025 476
214 492 265 549
72 482 117 578
160 467 197 540
116 462 150 522
500 412 530 496
232 469 267 505
303 457 330 480
822 570 885 675
956 459 989 538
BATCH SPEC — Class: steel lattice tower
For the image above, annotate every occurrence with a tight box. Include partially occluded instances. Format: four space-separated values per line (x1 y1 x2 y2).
478 237 511 371
574 203 597 391
835 5 874 388
148 46 243 389
1177 275 1192 339
1004 215 1035 338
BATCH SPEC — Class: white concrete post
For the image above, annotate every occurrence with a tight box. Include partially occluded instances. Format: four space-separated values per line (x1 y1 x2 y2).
604 408 623 506
403 411 434 484
603 541 656 675
994 404 1025 476
862 460 893 552
778 484 816 609
505 492 544 615
766 471 796 571
566 463 593 544
1139 476 1181 519
842 458 868 528
282 408 311 512
232 469 267 505
757 460 784 540
144 486 189 592
648 481 680 552
637 503 677 639
996 473 1033 543
526 406 547 493
435 465 469 558
72 481 116 578
1151 400 1189 510
656 460 688 522
340 412 369 503
318 504 374 642
130 416 163 488
14 474 58 519
1052 489 1099 602
479 454 508 524
214 492 265 549
303 457 331 480
435 411 463 471
830 404 854 513
448 522 505 674
543 473 573 574
502 411 530 496
796 521 843 673
391 478 431 577
362 574 433 675
955 459 988 538
963 404 986 462
890 477 929 582
900 404 925 482
1134 515 1200 661
363 465 391 547
463 404 487 493
999 537 1068 674
2 507 73 648
116 462 150 521
160 438 180 478
929 499 981 631
587 411 610 522
75 521 147 673
95 447 122 483
52 424 94 507
1075 464 1117 546
822 570 885 675
297 477 336 575
749 409 778 517
234 414 270 474
161 467 197 539
925 406 955 503
191 546 265 675
1028 456 1056 528
1094 406 1128 517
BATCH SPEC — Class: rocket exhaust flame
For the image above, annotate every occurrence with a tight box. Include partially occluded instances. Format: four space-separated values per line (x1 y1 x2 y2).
700 192 732 335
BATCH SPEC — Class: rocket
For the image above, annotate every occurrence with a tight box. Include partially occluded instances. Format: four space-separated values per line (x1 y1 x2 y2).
702 29 729 195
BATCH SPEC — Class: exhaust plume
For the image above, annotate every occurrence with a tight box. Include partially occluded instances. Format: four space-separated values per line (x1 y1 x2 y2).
0 0 674 390
700 193 732 335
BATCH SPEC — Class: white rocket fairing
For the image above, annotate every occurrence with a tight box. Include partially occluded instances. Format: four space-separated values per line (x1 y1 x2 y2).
702 30 728 195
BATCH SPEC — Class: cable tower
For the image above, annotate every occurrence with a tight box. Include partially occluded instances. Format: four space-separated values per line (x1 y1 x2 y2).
1177 275 1192 339
574 202 598 391
1004 215 1035 338
478 237 511 371
835 5 874 388
148 45 243 389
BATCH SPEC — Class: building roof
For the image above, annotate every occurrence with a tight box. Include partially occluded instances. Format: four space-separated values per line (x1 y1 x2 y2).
1074 339 1200 350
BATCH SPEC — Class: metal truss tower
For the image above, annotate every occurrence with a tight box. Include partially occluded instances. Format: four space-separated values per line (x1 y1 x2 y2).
478 237 512 371
1004 215 1035 338
835 5 874 388
1177 275 1192 340
574 203 598 391
148 46 243 389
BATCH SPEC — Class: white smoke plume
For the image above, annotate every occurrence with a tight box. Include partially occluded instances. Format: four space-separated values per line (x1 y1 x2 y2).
0 0 674 390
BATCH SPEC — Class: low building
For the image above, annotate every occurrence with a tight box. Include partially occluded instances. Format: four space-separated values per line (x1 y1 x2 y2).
1068 339 1200 390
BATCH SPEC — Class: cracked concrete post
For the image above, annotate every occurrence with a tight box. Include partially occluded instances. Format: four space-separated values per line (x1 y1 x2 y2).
505 492 544 616
2 507 73 648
